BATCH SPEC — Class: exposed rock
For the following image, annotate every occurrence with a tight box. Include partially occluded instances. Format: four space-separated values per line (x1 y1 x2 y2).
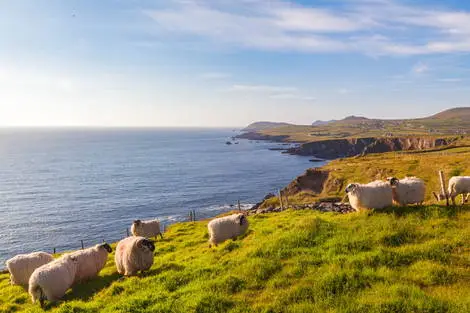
287 136 460 159
282 168 329 196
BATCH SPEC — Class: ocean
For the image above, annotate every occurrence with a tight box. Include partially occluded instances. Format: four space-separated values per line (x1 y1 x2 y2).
0 128 323 266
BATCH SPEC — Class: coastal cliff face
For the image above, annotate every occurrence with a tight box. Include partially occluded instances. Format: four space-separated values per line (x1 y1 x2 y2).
235 131 290 142
287 137 459 159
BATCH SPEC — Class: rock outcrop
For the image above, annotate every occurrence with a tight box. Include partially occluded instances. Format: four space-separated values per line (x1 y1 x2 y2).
287 136 459 159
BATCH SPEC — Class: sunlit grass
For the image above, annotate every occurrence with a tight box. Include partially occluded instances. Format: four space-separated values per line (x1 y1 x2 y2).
1 206 469 312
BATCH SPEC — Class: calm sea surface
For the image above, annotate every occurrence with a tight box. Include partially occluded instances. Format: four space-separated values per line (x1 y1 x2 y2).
0 128 323 266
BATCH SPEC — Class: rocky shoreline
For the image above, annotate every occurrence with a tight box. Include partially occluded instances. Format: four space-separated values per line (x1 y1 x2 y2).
237 131 460 159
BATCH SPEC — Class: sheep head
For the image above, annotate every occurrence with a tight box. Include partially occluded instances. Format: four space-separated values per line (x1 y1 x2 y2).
387 177 400 186
133 220 142 226
345 183 358 194
138 238 155 253
99 243 112 253
238 214 247 226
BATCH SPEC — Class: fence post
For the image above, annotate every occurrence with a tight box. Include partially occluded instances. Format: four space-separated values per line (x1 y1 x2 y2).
238 199 241 211
80 240 84 249
53 248 56 254
439 170 449 206
278 189 284 210
189 210 193 222
193 210 196 221
126 228 129 237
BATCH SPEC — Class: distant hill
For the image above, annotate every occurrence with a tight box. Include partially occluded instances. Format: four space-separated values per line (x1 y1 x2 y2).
242 121 292 132
312 119 337 126
427 107 470 120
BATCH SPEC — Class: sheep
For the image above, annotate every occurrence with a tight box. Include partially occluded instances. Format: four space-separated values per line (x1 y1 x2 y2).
28 254 78 307
115 236 155 276
5 252 54 287
207 213 249 247
448 176 470 205
345 180 393 211
70 243 112 283
131 219 163 240
388 177 425 206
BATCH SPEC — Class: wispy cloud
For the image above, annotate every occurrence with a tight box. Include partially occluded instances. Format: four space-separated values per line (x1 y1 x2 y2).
437 78 462 82
201 72 231 80
270 93 315 101
229 84 298 93
145 0 470 56
412 62 429 74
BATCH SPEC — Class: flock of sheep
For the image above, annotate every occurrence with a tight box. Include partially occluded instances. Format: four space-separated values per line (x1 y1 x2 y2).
4 175 469 308
5 213 249 307
345 175 470 211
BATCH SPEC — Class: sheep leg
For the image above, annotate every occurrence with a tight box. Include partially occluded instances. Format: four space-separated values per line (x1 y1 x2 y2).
159 232 163 240
451 196 456 206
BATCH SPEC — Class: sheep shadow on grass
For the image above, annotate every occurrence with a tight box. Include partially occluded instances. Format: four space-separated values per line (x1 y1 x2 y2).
374 204 467 218
63 272 121 302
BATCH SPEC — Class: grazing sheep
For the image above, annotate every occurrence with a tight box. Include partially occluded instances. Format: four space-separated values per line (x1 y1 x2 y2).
207 213 249 247
388 177 425 206
131 219 163 240
448 176 470 205
70 243 112 283
115 236 155 276
345 180 393 211
6 252 54 287
28 254 78 307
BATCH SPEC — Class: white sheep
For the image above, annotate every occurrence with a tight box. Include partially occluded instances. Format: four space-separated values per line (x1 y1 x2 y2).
207 213 249 247
131 219 163 240
115 236 155 276
6 252 54 287
448 176 470 205
388 177 425 206
345 180 393 211
28 254 78 307
70 243 112 283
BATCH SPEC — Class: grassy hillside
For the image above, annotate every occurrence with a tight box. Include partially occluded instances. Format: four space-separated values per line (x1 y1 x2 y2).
258 139 470 208
253 107 470 142
1 208 469 312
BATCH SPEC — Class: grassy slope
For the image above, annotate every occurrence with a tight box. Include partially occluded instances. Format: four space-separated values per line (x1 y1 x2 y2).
260 142 470 208
1 206 469 313
257 109 470 142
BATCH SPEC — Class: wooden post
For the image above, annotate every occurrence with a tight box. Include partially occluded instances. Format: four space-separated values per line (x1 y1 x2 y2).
53 248 56 254
238 199 241 211
278 189 284 210
81 240 84 249
189 210 193 222
439 171 449 206
193 210 196 221
126 228 129 237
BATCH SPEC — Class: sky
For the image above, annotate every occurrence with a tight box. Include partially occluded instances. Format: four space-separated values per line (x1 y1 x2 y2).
1 0 470 127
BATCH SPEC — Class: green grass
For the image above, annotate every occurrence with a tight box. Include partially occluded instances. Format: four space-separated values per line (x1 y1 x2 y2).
1 206 469 313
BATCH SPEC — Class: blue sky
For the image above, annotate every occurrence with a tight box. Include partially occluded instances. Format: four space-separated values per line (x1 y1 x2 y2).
1 0 470 127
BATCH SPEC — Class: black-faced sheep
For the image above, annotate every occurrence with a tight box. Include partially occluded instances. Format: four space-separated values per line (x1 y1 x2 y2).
115 236 155 276
388 177 425 206
207 213 249 247
6 252 54 287
131 219 163 240
345 180 393 211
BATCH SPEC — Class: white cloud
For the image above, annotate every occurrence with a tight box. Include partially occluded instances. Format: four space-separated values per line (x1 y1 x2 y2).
437 78 462 82
229 84 298 93
270 93 315 101
201 72 231 79
144 0 470 55
412 62 429 74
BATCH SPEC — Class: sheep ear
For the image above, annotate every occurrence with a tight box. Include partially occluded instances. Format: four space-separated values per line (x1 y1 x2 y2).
239 215 246 226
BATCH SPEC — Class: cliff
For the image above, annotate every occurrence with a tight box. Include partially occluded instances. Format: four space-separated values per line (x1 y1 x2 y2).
287 136 460 159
